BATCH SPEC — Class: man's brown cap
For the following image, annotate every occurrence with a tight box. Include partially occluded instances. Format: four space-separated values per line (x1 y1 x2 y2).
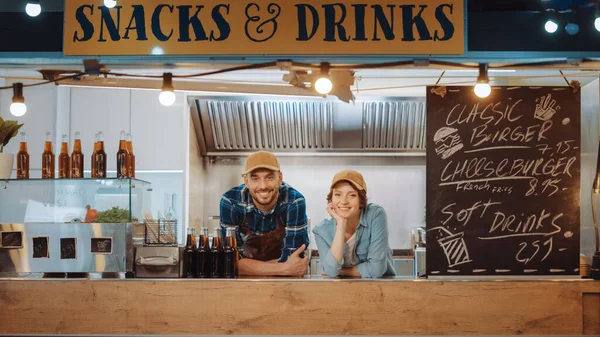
243 151 280 175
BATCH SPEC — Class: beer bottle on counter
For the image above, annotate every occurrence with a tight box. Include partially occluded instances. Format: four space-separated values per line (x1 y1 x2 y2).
126 133 135 178
16 132 29 179
91 133 98 178
58 134 70 179
223 228 237 278
116 131 129 178
95 131 107 178
182 228 197 278
232 228 239 277
195 227 210 278
210 228 224 278
71 132 84 178
41 132 55 179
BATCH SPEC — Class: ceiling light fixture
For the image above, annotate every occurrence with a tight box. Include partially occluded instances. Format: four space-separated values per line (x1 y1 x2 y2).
474 63 491 99
25 0 41 17
158 73 176 106
314 62 333 95
10 83 27 117
544 9 559 33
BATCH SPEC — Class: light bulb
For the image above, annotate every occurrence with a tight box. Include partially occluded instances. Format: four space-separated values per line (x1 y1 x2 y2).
104 0 117 8
10 103 27 117
315 77 333 95
159 91 176 106
545 20 558 33
565 22 579 35
595 17 600 32
151 46 164 55
474 83 491 98
25 2 41 17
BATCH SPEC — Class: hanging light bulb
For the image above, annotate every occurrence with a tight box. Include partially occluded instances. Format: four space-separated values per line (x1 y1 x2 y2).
158 73 176 106
595 3 600 32
25 0 42 17
314 62 333 95
104 0 117 8
474 63 491 99
544 9 559 33
10 83 27 117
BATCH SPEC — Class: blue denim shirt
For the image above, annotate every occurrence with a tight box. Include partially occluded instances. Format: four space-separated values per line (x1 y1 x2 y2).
312 203 396 278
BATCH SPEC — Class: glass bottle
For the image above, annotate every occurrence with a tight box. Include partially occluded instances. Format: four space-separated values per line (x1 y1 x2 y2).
71 132 84 178
116 130 129 178
41 132 55 179
58 134 70 179
195 227 210 278
210 228 224 278
95 131 107 178
16 132 29 179
223 228 237 278
126 133 135 178
182 228 197 278
91 133 98 178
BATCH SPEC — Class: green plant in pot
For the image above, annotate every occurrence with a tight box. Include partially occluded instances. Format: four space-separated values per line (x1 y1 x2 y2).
0 117 24 179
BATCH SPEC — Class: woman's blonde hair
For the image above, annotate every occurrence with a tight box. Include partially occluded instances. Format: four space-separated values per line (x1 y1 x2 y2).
326 180 368 208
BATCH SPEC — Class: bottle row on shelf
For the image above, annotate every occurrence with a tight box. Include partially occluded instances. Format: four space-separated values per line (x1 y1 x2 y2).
16 131 136 179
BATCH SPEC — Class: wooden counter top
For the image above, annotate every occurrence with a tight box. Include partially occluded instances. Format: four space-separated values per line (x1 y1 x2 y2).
0 278 598 336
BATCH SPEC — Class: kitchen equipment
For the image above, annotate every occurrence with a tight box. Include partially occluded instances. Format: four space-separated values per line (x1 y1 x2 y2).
134 246 179 278
414 247 426 278
410 226 426 250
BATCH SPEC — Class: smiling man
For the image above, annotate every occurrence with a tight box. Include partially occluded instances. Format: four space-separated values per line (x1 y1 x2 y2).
219 151 309 276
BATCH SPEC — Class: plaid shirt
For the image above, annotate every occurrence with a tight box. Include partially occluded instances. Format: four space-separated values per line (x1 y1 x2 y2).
219 182 309 262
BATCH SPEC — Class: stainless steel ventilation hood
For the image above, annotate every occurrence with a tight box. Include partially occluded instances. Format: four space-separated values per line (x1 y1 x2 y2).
190 96 426 157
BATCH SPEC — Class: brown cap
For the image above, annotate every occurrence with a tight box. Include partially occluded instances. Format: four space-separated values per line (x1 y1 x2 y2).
330 170 367 192
243 151 280 175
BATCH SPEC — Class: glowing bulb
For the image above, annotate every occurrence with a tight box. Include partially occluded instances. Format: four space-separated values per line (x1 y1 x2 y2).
104 0 117 8
545 20 558 33
474 83 491 98
315 77 333 95
151 46 164 55
25 2 41 17
595 17 600 32
10 103 27 117
159 91 176 106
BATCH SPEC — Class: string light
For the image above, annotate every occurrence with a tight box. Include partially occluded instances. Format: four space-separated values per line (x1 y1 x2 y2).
158 72 176 106
544 9 559 33
474 63 491 98
314 62 333 95
25 0 41 17
10 83 27 117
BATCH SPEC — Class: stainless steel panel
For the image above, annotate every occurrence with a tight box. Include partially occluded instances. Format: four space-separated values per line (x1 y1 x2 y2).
0 223 133 273
196 97 335 151
134 246 179 278
362 99 426 150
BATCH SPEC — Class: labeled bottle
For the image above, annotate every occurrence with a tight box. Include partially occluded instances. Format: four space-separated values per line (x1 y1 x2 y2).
41 132 55 179
16 132 29 179
223 228 237 278
95 131 107 178
126 133 135 178
232 228 239 277
71 132 84 178
182 228 197 278
58 134 70 179
91 133 98 178
210 228 224 278
116 130 129 178
195 227 210 278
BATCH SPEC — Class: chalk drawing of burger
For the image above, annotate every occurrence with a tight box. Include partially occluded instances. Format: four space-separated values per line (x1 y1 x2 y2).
434 126 464 159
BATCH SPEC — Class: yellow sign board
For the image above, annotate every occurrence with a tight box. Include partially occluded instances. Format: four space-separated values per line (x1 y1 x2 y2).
64 0 464 56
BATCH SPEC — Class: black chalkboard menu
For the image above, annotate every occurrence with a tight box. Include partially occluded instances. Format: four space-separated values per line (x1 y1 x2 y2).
426 86 580 276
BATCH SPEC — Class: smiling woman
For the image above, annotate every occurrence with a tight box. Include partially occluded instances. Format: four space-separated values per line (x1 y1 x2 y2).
312 169 396 278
